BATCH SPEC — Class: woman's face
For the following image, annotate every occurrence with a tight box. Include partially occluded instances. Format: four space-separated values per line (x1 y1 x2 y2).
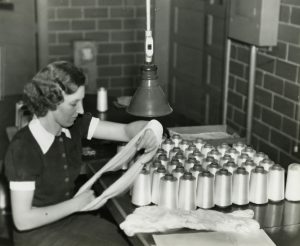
53 85 85 127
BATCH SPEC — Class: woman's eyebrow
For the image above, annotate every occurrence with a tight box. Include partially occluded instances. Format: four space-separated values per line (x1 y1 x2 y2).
71 97 84 103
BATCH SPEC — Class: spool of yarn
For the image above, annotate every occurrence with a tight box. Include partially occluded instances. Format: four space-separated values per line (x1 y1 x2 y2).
223 161 238 174
207 162 221 176
241 159 256 174
160 136 166 148
179 140 190 153
193 138 206 151
196 171 214 209
167 158 180 173
232 141 247 154
253 152 268 165
144 161 152 172
97 87 108 112
259 158 275 172
151 165 167 204
232 167 249 205
161 139 174 158
201 143 214 157
187 153 196 161
241 146 256 159
236 153 250 167
184 157 197 171
193 150 205 164
219 154 234 167
190 163 203 185
202 156 215 170
268 164 285 202
155 148 166 159
178 172 196 210
175 152 186 165
157 154 169 169
158 173 178 209
185 144 197 159
224 148 239 163
207 149 222 162
285 163 300 201
149 160 161 179
249 166 268 204
217 143 230 156
172 164 185 191
131 168 151 206
169 147 182 160
171 134 182 147
214 168 232 207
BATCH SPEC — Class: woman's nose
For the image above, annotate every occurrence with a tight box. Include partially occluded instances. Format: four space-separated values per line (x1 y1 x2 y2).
76 101 84 114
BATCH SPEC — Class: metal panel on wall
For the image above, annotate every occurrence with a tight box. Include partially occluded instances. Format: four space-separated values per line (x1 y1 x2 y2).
203 0 229 125
229 0 280 46
169 0 229 124
0 0 37 96
169 0 206 123
74 41 98 94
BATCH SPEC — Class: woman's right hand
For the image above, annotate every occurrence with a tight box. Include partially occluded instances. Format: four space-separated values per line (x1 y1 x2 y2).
72 189 96 211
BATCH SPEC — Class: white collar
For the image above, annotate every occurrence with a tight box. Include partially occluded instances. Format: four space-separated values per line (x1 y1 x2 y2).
28 117 71 154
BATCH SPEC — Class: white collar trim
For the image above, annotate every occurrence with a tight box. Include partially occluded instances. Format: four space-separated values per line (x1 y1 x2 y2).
28 118 71 154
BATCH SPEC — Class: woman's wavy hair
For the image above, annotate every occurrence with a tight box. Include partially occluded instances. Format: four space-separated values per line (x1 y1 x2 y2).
24 61 86 117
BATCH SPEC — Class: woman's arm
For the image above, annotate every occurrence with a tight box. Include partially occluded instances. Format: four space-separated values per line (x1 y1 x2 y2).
92 120 158 153
11 188 95 231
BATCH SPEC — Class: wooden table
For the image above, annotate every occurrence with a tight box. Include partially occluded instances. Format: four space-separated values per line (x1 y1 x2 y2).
84 154 300 246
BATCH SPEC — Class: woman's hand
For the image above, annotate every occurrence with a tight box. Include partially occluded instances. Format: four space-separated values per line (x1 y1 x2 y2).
136 128 158 153
72 189 96 211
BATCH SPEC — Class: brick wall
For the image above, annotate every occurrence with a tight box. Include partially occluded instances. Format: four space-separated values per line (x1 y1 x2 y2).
47 0 148 97
227 0 300 168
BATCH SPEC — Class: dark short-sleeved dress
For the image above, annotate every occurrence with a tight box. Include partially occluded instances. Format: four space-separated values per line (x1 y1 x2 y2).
4 113 128 246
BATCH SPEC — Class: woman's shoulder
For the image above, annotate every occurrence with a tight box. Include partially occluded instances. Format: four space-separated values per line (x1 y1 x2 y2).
8 126 39 152
5 126 43 181
74 112 93 125
12 125 35 142
69 112 94 137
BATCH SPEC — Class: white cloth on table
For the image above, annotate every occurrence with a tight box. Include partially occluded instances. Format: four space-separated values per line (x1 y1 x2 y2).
76 120 163 211
120 205 260 236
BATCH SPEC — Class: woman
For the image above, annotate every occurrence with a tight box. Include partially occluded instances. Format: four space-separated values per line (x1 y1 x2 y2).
4 61 159 245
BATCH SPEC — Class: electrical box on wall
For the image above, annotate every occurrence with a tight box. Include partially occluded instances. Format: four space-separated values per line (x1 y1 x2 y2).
74 41 97 94
229 0 280 46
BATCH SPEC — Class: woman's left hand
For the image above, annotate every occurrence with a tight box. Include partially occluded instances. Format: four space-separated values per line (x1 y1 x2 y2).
136 129 158 153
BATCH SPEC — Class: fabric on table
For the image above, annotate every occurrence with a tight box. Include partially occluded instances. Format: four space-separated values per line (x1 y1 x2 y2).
76 119 163 211
120 205 260 236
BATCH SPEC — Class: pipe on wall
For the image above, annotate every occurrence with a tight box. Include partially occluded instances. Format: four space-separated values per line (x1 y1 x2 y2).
223 39 257 145
246 45 257 145
222 38 231 125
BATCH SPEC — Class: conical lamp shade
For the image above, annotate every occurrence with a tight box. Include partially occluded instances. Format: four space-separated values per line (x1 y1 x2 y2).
127 64 173 117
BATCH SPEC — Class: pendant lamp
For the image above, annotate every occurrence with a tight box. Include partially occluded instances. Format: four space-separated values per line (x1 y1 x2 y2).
126 0 172 117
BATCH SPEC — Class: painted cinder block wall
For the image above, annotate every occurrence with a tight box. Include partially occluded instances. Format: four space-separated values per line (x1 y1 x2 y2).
227 0 300 168
47 0 147 97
